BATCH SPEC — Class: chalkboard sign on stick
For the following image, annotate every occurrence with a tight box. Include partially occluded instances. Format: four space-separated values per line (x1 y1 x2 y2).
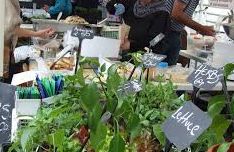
187 64 223 90
163 101 212 151
71 27 94 40
0 82 16 144
142 53 166 68
117 80 142 96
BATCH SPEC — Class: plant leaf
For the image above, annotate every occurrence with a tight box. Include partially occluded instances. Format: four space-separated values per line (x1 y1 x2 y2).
153 124 165 146
21 127 36 152
127 113 141 140
217 142 231 152
210 115 231 143
224 63 234 78
80 83 99 113
48 129 65 152
77 67 85 86
88 103 103 131
208 95 225 118
90 122 107 151
109 133 125 152
100 63 106 73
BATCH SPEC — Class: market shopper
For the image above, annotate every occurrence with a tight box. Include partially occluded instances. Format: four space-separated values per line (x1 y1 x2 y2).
4 0 54 83
162 0 216 65
106 0 170 61
43 0 72 19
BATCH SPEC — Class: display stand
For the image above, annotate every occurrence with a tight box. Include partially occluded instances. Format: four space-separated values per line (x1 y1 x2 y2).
0 0 5 77
70 26 94 73
74 38 83 73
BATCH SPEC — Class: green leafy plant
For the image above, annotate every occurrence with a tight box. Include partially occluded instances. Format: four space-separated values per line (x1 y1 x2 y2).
10 59 234 152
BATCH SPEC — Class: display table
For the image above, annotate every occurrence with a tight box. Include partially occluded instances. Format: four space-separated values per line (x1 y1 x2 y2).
20 24 34 30
180 41 234 68
174 81 234 91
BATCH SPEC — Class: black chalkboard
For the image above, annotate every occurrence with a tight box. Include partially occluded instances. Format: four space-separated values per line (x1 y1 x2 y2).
187 64 223 90
163 101 212 151
0 83 16 144
117 80 142 95
142 53 166 68
101 111 112 123
71 27 94 40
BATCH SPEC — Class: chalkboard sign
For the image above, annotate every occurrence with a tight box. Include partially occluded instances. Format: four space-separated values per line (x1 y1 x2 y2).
101 111 112 123
149 33 165 47
117 80 142 95
0 83 16 144
71 27 94 39
187 64 223 90
163 101 212 151
142 53 166 68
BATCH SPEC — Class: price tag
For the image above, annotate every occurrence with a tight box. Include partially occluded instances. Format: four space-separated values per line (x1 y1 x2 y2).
142 52 166 68
71 27 94 39
163 101 212 151
117 80 142 95
187 64 223 90
149 33 165 47
209 0 234 9
0 83 16 144
101 111 112 123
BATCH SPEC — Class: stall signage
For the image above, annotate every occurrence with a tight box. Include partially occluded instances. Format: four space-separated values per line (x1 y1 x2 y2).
149 33 165 47
209 0 234 9
163 101 212 151
101 111 112 123
142 53 166 68
117 80 142 95
187 64 223 90
71 27 94 39
0 82 16 144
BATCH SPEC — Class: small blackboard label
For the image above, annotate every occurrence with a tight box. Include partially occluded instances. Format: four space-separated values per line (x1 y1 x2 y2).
117 80 142 95
71 27 94 39
149 33 165 47
101 111 112 123
188 64 223 90
142 53 166 68
163 101 212 151
0 83 16 144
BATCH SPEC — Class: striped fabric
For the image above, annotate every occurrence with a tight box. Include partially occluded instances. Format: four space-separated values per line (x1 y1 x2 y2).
166 0 200 31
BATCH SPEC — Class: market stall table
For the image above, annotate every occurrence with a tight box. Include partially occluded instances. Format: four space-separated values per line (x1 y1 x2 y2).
180 36 234 69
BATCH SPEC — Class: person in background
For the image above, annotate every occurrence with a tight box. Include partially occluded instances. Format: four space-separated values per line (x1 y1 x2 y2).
161 0 216 65
106 0 170 61
4 0 54 83
43 0 72 19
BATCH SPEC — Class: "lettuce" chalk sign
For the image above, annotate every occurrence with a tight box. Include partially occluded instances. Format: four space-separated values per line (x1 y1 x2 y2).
163 101 212 151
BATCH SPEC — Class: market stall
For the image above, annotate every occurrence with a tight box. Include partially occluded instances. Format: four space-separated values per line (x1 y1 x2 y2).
1 0 234 151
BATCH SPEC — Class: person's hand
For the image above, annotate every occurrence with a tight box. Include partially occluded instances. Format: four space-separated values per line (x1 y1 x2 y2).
199 26 216 36
43 5 49 12
120 38 130 51
35 28 55 39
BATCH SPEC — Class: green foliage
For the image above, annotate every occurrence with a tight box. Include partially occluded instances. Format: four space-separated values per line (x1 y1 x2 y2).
90 122 108 151
224 63 234 78
217 142 232 152
109 133 126 152
10 58 233 152
208 95 226 118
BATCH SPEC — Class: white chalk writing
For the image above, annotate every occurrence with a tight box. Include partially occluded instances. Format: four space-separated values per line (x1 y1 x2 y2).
171 106 200 136
0 103 10 132
191 64 222 89
142 53 166 68
72 27 94 39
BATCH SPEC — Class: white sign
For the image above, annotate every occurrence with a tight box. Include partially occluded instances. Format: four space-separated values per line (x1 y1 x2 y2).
209 0 234 9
